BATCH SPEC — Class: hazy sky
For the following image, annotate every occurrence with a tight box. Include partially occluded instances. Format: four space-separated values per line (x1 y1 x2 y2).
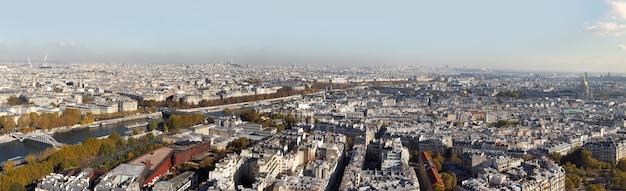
1 1 626 73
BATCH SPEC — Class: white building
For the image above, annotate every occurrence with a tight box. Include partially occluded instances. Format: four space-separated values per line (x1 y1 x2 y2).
484 155 523 172
36 169 93 191
459 157 565 191
208 154 246 191
94 164 146 191
118 99 138 112
380 138 410 170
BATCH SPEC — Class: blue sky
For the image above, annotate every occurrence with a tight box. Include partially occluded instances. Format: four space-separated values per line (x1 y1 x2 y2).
0 1 625 73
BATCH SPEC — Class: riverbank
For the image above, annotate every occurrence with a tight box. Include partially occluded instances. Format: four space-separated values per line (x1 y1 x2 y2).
0 134 16 144
54 112 162 133
0 112 163 144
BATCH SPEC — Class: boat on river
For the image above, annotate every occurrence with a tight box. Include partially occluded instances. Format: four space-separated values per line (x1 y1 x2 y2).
125 122 149 129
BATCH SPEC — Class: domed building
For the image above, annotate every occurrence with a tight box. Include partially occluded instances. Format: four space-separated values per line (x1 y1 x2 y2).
578 73 592 99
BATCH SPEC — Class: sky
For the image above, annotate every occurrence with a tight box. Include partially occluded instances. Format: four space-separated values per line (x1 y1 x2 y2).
0 1 625 73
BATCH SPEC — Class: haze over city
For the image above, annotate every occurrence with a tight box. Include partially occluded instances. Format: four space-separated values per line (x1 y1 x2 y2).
8 2 626 191
1 1 626 73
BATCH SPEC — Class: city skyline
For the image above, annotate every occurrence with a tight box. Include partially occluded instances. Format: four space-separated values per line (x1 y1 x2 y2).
1 1 626 73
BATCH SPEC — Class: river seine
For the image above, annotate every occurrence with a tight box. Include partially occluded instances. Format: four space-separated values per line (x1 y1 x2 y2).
0 119 150 162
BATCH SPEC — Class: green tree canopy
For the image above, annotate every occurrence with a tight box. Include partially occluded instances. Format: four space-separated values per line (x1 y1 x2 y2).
99 141 116 156
550 152 562 164
239 109 260 122
441 172 457 190
8 182 25 191
586 184 605 191
565 178 575 191
618 158 626 171
284 114 298 127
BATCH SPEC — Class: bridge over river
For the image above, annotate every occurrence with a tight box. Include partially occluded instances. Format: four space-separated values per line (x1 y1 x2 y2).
10 133 66 149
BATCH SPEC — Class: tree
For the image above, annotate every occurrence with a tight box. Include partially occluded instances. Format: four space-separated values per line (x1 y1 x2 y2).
82 96 94 103
562 162 579 174
434 185 445 191
147 133 155 141
17 115 30 128
222 108 234 115
569 175 582 188
272 113 284 119
613 170 626 190
148 119 162 131
7 95 20 106
0 116 17 133
490 120 514 128
3 160 14 174
0 131 168 190
447 153 462 164
284 114 298 127
133 126 140 135
78 112 95 126
565 178 575 191
57 158 79 171
582 150 601 169
127 137 137 147
441 172 457 190
618 158 626 171
99 141 116 156
239 109 260 122
550 152 562 164
165 114 204 132
60 108 82 126
141 99 158 107
109 132 124 146
276 124 286 131
25 154 37 164
432 152 445 171
228 137 249 152
8 182 25 191
346 136 353 151
586 184 605 191
496 90 520 99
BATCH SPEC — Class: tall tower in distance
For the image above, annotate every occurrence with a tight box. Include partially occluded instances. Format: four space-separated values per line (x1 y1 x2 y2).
579 72 592 99
24 57 37 88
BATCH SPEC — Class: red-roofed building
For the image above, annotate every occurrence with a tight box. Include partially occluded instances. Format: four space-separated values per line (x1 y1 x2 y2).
128 147 174 187
421 152 444 188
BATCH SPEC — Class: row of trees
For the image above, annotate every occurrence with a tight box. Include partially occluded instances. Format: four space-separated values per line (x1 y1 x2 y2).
226 109 299 131
90 107 157 121
0 109 82 134
488 120 521 128
95 132 164 171
166 113 205 133
147 113 212 134
143 82 353 110
495 90 522 99
0 107 158 134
